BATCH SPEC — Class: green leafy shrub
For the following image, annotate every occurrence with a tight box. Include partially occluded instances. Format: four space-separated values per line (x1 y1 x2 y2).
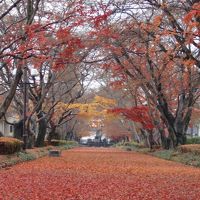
50 140 78 147
47 146 53 150
115 141 146 151
65 140 78 146
0 137 23 154
186 137 200 144
152 150 174 160
123 141 145 149
17 152 37 161
50 140 64 146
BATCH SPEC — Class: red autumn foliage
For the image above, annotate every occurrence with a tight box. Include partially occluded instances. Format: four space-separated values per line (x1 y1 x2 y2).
86 1 200 147
108 106 154 130
183 3 200 23
1 147 200 199
92 11 112 28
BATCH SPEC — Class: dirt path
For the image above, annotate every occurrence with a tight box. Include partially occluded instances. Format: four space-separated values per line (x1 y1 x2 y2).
0 147 200 200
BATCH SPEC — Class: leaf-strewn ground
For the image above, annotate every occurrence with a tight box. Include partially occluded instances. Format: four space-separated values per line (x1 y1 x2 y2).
0 147 200 200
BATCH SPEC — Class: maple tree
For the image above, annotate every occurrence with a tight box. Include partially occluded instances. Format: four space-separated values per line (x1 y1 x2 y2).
0 0 37 119
0 0 94 147
0 0 199 149
108 106 154 130
84 0 200 148
0 0 87 117
107 106 163 148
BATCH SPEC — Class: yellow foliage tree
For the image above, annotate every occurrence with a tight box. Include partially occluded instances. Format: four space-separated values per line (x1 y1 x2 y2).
56 95 116 120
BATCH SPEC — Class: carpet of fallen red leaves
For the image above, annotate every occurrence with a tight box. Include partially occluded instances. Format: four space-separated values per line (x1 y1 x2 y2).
1 147 200 200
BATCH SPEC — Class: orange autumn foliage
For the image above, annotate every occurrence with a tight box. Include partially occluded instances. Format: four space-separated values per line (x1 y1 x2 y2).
57 95 116 119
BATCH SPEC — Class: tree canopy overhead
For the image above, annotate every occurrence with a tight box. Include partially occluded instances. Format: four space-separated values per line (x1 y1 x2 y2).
0 0 199 148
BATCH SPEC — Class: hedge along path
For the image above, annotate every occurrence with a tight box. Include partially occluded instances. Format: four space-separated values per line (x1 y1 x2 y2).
0 147 200 200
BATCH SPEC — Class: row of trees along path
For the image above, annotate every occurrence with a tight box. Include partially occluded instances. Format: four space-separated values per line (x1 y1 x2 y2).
0 0 199 149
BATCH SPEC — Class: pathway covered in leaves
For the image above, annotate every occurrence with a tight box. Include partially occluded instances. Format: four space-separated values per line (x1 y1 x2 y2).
0 147 200 200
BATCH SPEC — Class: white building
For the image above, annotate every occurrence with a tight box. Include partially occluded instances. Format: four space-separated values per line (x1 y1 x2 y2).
0 115 18 137
187 125 200 137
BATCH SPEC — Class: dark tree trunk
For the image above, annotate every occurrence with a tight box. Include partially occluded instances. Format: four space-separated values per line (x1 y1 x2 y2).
35 112 47 147
140 129 149 148
157 103 190 148
148 132 154 149
48 126 56 144
14 120 23 140
174 120 185 145
155 79 194 148
14 119 35 148
0 67 23 119
159 129 169 149
27 121 36 149
65 131 74 140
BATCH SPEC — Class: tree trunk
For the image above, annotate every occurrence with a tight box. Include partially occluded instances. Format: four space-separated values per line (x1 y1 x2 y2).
140 129 149 147
157 101 190 148
148 131 155 149
14 120 23 140
0 67 23 119
27 119 36 149
48 125 56 144
35 112 47 147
